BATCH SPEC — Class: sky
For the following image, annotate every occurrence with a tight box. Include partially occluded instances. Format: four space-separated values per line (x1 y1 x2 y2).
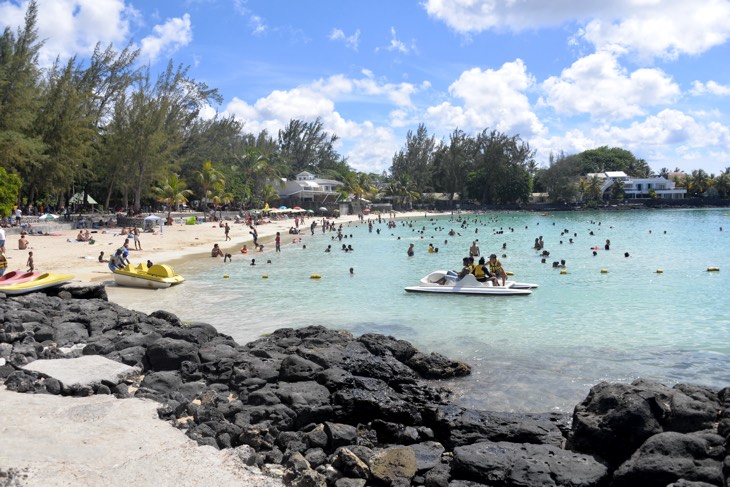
2 0 730 176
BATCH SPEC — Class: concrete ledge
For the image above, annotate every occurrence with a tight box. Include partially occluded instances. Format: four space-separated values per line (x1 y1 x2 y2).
22 355 138 388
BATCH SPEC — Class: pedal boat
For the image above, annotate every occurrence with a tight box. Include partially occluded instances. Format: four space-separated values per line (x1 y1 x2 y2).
404 270 537 296
0 272 74 295
0 270 43 285
113 263 185 289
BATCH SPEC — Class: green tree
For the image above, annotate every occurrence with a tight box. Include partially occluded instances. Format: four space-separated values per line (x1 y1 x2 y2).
686 169 710 197
390 123 436 193
195 160 225 210
536 153 582 203
0 0 46 198
713 172 730 199
0 166 22 216
431 129 472 204
277 118 344 177
151 174 193 219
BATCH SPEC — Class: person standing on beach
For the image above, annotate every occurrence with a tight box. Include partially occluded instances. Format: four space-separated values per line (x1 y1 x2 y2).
133 227 142 250
249 225 258 246
0 226 5 253
26 251 34 272
225 223 231 241
275 232 281 252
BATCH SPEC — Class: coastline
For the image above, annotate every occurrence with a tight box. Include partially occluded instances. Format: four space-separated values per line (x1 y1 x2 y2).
1 287 725 486
2 210 438 285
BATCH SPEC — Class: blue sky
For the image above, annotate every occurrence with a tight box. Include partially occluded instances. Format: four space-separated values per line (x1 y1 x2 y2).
2 0 730 175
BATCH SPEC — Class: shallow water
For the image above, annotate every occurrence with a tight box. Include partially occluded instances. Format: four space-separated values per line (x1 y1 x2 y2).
109 208 730 413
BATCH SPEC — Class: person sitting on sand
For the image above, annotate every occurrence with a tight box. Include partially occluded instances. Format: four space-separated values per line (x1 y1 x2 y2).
98 251 108 263
18 235 29 250
211 243 224 258
83 229 91 241
76 231 86 242
120 227 128 235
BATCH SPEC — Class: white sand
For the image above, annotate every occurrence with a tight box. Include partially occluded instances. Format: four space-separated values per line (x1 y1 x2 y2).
2 211 437 284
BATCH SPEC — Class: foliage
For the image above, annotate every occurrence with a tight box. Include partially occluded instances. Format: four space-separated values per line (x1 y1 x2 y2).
151 174 193 219
0 167 22 216
2 1 726 215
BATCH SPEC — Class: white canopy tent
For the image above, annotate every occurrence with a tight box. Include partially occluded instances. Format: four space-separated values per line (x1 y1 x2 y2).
144 214 163 233
69 193 98 205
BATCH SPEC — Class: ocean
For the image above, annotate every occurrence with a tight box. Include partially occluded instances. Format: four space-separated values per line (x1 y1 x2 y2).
109 208 730 413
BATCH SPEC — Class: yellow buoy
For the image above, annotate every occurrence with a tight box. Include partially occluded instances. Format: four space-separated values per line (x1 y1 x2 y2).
560 269 568 274
707 267 720 272
310 274 321 279
223 275 229 278
262 274 269 279
506 271 514 276
600 269 608 273
656 269 664 273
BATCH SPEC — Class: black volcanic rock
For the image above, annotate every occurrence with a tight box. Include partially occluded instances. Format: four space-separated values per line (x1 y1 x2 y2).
2 285 729 487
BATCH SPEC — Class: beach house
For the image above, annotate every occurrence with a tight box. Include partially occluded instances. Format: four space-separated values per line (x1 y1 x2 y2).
278 171 344 206
587 171 687 200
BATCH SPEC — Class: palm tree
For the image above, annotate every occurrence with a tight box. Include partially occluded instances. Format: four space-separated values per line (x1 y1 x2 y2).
687 169 710 197
233 149 284 208
354 172 377 202
211 189 234 220
151 174 193 219
195 160 225 211
714 173 730 198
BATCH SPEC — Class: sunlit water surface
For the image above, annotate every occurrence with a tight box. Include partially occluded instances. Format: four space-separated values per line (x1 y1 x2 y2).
109 209 730 413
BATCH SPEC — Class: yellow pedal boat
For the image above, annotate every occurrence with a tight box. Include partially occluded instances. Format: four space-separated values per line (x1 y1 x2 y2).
0 272 75 295
113 263 185 289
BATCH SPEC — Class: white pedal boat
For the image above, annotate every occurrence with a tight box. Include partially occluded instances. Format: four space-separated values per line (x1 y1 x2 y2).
404 270 538 296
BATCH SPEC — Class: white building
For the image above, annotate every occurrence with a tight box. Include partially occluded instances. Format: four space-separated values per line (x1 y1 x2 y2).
586 171 686 200
278 171 344 205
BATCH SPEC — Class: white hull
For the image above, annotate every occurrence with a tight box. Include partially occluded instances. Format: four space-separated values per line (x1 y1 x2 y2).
404 270 537 296
113 273 172 289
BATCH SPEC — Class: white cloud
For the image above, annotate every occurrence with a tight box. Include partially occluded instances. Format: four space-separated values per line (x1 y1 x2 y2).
424 59 545 137
531 109 730 174
223 73 424 172
423 0 730 60
577 1 730 60
140 13 192 63
329 28 360 51
691 80 730 96
376 27 416 55
0 0 139 67
541 51 679 120
249 15 267 36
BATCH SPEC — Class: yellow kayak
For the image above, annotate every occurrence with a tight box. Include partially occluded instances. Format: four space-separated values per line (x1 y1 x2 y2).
0 272 75 295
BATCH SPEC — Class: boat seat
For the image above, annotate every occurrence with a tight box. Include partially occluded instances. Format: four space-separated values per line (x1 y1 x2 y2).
457 274 480 286
148 264 175 278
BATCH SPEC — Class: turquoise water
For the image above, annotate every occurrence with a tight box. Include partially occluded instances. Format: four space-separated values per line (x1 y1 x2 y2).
112 209 730 413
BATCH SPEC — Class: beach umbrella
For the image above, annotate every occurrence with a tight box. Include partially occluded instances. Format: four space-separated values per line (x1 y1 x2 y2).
293 206 302 210
279 205 288 210
38 213 60 220
319 207 327 211
306 209 315 213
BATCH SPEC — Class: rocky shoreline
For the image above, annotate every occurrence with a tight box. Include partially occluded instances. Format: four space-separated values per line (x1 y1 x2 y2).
1 284 728 486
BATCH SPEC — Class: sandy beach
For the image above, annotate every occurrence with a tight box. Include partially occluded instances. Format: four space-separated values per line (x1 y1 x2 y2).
1 210 432 285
